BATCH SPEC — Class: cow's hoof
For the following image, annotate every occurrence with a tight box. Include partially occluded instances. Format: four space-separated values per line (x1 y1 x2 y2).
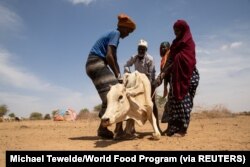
152 133 161 140
124 133 137 140
113 133 125 140
114 133 137 140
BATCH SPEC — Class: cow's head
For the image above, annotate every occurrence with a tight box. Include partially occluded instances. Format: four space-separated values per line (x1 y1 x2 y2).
101 83 130 127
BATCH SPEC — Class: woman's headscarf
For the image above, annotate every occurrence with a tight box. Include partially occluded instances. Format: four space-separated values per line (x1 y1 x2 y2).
160 42 170 71
170 20 196 101
117 13 136 32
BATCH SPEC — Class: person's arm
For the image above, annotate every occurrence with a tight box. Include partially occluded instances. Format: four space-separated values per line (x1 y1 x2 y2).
106 45 120 78
153 62 173 88
124 56 135 73
159 52 174 80
163 79 168 98
149 60 156 83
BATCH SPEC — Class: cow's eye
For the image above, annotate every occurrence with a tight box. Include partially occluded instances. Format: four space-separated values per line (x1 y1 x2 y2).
118 95 123 101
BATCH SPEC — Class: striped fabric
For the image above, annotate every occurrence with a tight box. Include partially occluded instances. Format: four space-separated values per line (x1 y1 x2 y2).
86 55 118 118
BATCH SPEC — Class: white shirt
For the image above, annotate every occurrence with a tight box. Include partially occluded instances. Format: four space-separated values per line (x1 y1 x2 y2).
124 53 156 83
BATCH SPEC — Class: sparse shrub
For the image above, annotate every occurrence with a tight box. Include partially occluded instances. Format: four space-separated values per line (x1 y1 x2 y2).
77 108 98 120
30 112 43 120
238 111 250 116
44 114 51 120
9 113 15 118
0 104 8 117
52 110 59 117
93 104 102 112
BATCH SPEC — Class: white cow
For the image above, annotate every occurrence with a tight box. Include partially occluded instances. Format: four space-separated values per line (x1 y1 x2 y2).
101 71 161 140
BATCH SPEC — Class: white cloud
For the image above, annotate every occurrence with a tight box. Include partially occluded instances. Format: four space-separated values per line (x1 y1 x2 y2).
0 92 42 117
0 48 97 117
220 44 228 51
196 47 211 55
0 49 53 91
68 0 96 5
220 41 243 51
195 34 250 112
0 4 23 31
230 41 242 48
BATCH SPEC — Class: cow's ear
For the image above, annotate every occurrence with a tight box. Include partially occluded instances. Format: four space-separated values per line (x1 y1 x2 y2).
122 85 126 92
123 74 129 87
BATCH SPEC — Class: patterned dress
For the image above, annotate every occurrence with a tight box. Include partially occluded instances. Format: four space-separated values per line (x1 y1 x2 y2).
164 67 199 136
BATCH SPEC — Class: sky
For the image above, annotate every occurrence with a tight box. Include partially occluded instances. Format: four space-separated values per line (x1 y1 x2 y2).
0 0 250 117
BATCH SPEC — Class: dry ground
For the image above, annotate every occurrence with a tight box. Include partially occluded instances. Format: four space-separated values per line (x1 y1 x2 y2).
0 113 250 166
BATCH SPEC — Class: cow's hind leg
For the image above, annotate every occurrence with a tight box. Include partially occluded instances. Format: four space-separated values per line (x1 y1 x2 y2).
124 119 138 139
125 119 136 134
148 111 161 140
152 100 162 134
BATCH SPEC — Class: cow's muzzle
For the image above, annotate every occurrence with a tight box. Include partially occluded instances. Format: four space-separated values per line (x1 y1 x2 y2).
101 118 110 127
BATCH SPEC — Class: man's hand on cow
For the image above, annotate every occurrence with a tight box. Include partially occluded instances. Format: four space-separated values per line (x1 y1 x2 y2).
124 67 131 73
117 74 123 83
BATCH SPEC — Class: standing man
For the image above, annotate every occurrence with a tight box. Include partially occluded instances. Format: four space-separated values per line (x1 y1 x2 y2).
123 39 156 135
124 39 156 83
85 14 136 139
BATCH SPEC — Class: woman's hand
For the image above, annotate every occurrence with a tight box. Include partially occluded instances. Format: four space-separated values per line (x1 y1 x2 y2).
153 74 163 88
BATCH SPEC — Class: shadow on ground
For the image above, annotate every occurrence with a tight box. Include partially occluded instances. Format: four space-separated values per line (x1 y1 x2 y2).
68 131 154 148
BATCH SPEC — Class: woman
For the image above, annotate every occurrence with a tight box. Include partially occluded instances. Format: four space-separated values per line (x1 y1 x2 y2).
158 41 171 123
159 41 171 99
85 14 136 139
156 20 199 136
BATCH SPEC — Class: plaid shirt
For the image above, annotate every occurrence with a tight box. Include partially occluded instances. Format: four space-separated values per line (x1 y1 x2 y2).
124 53 155 83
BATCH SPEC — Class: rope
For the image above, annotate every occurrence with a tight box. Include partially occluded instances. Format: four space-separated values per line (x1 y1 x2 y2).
151 87 157 98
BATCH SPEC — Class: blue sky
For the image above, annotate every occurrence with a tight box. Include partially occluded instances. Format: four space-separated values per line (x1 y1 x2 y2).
0 0 250 117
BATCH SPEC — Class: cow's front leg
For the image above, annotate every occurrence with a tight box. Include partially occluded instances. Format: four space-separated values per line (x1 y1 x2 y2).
114 122 125 140
114 120 138 140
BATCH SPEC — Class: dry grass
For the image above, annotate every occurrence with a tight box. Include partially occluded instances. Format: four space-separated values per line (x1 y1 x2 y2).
192 105 250 119
76 112 99 121
238 111 250 116
193 105 233 118
76 105 249 121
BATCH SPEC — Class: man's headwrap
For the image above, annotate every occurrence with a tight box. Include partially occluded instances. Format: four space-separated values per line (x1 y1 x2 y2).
117 13 136 32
